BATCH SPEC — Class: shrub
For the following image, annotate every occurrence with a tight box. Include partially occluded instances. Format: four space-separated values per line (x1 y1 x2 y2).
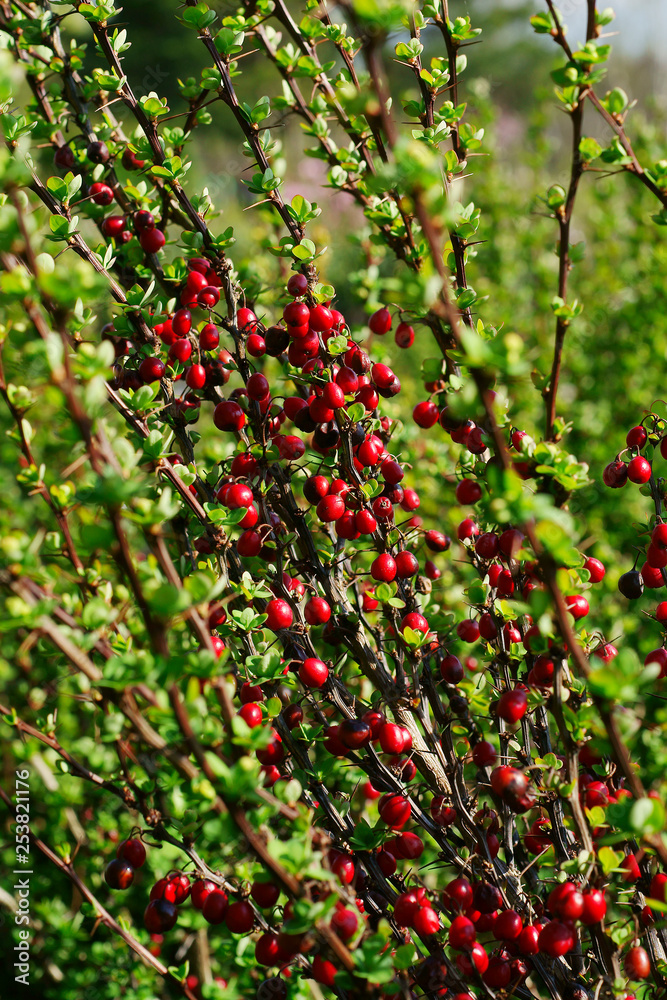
1 2 667 999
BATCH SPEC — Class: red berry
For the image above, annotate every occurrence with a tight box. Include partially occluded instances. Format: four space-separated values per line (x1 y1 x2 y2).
251 881 281 909
191 879 216 910
317 494 345 522
431 796 457 826
413 401 439 428
371 554 397 582
413 906 440 936
225 900 255 934
457 942 489 976
624 946 651 980
287 273 309 296
140 228 166 254
395 550 419 577
283 300 310 327
626 425 648 449
395 322 414 348
213 400 246 431
89 181 114 206
584 556 605 582
54 145 75 169
172 309 192 337
357 437 381 466
456 479 482 504
338 718 372 749
494 909 523 941
299 657 328 688
105 858 135 889
440 653 464 683
312 954 337 987
628 455 651 484
134 210 155 232
169 339 192 364
255 932 281 966
117 838 146 868
548 882 584 920
371 363 395 389
472 740 497 767
186 364 206 390
144 898 178 932
304 596 331 625
247 372 270 401
581 889 606 925
309 304 334 331
264 598 293 631
517 924 541 955
247 333 266 356
425 530 450 552
378 722 407 754
199 323 220 351
449 914 476 949
331 906 359 940
102 215 126 238
303 475 330 505
238 702 263 727
538 920 575 958
369 306 392 335
565 594 589 620
457 619 480 643
379 793 411 828
497 688 528 724
393 890 421 927
602 460 628 488
321 381 346 408
139 357 165 383
237 307 257 332
202 889 229 924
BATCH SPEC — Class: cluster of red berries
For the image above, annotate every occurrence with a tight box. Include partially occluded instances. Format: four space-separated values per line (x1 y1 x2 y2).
104 836 146 890
604 417 667 672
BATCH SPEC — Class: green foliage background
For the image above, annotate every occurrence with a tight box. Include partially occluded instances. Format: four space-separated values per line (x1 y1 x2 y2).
1 2 667 998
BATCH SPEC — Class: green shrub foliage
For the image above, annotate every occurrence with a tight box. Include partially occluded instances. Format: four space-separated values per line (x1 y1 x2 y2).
1 2 667 999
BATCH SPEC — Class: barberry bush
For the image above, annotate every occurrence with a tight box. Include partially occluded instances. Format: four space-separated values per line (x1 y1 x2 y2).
2 2 667 999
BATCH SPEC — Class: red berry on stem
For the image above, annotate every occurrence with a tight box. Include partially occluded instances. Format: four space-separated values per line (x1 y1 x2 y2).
299 657 328 688
368 306 392 335
139 357 165 383
287 273 309 296
237 307 257 332
371 554 397 582
105 858 135 889
538 920 575 958
140 228 166 254
413 401 440 428
497 688 528 724
89 181 114 206
213 400 246 432
202 889 229 924
144 899 178 933
395 322 414 348
225 900 255 934
628 455 651 484
379 793 411 828
309 304 334 331
603 460 628 488
624 946 651 980
191 879 216 910
117 838 146 868
627 425 648 449
264 599 293 631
